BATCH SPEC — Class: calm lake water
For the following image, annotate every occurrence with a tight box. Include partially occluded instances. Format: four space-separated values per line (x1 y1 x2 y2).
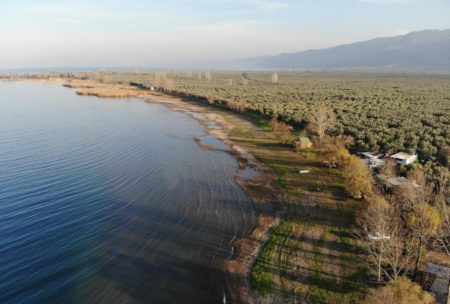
0 82 255 303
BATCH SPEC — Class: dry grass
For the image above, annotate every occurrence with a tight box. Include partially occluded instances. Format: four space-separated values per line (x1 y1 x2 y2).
64 80 140 98
216 111 368 303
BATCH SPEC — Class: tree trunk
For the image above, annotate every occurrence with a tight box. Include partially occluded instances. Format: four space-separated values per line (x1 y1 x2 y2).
413 235 423 278
378 253 382 282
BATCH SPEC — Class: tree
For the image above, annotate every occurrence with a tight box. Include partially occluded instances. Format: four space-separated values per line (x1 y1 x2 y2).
308 105 336 147
321 134 354 151
362 277 435 304
343 155 373 199
205 71 212 81
271 72 279 84
437 146 450 167
358 196 411 283
381 158 397 179
226 99 246 113
358 196 391 283
433 166 449 200
396 167 432 209
407 203 441 276
269 118 292 144
382 197 413 282
161 78 175 92
435 200 450 255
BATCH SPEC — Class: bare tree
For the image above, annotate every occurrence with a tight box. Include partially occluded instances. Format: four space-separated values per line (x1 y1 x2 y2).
358 198 391 283
269 118 292 144
271 72 279 84
433 167 449 200
436 201 450 255
358 196 412 283
161 78 175 92
383 216 412 282
381 158 397 179
226 99 246 113
396 168 432 209
205 71 212 81
308 105 336 147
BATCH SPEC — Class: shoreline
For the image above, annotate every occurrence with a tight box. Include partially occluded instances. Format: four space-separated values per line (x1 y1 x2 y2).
10 78 280 303
139 85 281 303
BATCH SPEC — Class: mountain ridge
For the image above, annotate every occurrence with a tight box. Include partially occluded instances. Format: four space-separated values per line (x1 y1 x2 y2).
253 29 450 72
175 29 450 72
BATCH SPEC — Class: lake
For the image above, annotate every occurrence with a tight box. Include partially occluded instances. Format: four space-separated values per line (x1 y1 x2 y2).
0 81 256 303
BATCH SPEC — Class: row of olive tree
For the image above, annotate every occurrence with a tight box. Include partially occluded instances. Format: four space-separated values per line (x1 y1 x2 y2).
304 105 447 302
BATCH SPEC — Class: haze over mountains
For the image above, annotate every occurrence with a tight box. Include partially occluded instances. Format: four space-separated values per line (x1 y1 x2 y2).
203 29 450 72
2 30 448 74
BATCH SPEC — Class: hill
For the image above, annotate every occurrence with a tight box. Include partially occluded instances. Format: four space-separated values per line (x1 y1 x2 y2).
256 29 450 72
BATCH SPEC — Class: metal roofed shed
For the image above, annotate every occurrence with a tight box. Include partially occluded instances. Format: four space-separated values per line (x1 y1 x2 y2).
390 152 418 165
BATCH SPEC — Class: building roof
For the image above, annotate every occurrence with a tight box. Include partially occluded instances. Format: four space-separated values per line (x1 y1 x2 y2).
360 152 383 159
386 176 420 188
387 176 408 186
426 263 450 280
425 263 450 304
391 152 416 160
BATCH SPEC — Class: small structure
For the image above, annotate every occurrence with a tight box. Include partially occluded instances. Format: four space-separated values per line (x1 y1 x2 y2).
295 137 312 150
387 176 409 188
359 152 385 168
376 175 419 189
424 263 450 304
390 152 418 165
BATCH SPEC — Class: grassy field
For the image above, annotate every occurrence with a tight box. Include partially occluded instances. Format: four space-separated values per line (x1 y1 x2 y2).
213 110 368 303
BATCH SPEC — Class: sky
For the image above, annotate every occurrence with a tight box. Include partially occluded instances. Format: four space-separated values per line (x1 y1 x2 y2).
0 0 449 69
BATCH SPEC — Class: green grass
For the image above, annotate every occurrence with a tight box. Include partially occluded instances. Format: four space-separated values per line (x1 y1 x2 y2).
252 222 289 295
219 111 368 302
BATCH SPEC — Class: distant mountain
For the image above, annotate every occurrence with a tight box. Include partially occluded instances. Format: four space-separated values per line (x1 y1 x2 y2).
255 29 450 72
179 29 450 72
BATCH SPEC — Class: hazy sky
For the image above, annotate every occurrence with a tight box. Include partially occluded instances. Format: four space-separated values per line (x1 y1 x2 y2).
1 0 449 68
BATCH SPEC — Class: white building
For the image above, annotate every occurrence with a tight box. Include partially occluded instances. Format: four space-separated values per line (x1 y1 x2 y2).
390 152 418 165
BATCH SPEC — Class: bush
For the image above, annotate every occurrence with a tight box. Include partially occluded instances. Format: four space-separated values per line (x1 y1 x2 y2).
362 277 435 304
